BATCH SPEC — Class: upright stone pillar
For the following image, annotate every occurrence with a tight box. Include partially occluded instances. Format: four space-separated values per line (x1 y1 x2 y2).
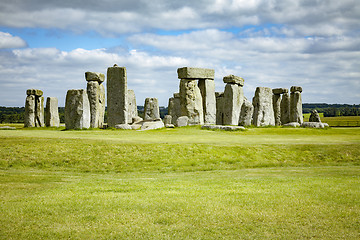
168 93 181 125
45 97 60 127
107 64 128 127
127 89 138 123
272 88 288 126
281 91 290 124
252 87 275 127
222 75 244 125
65 89 90 129
24 95 35 127
86 72 105 128
215 92 224 125
290 86 303 124
178 67 214 125
144 97 160 120
309 109 321 122
239 98 253 126
198 79 216 124
24 89 44 128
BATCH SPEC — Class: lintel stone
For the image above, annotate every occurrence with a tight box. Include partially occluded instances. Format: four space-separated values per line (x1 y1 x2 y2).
177 67 214 80
223 75 244 86
290 86 302 93
272 88 288 95
85 72 105 83
26 89 43 96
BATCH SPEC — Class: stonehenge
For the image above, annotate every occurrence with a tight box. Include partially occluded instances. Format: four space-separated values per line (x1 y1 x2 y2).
222 75 244 125
45 97 60 127
252 87 275 127
86 72 105 128
144 97 160 120
24 89 44 127
290 86 303 124
65 89 90 129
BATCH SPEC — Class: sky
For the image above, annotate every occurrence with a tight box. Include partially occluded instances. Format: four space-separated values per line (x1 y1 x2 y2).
0 0 359 107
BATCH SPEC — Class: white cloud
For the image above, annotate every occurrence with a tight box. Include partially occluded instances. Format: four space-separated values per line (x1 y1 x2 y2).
0 32 27 49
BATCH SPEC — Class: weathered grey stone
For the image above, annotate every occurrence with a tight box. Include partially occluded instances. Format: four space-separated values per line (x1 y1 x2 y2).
0 126 16 130
273 93 282 126
198 79 216 124
309 109 321 122
177 67 215 80
301 122 324 128
223 83 244 125
140 119 165 131
272 88 288 95
163 115 172 125
239 98 253 126
323 123 329 127
290 88 303 124
168 94 181 125
144 98 160 120
165 124 175 128
85 72 105 83
252 87 275 127
223 75 244 86
290 86 302 93
215 92 224 125
283 122 300 127
65 89 90 129
45 97 60 127
280 92 290 124
132 116 143 124
201 125 245 131
115 124 132 130
176 116 189 127
87 81 105 128
35 96 44 127
131 124 142 130
127 89 138 123
26 89 43 97
179 79 204 125
107 65 128 127
24 95 35 127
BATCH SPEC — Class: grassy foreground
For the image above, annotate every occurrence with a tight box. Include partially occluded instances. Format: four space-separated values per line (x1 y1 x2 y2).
0 127 360 239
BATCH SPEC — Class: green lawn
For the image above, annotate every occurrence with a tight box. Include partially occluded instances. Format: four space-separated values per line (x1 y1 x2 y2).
0 127 359 239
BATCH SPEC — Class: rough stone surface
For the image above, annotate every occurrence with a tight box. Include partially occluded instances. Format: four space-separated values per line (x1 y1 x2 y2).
290 90 303 124
223 75 244 86
239 98 254 126
144 98 160 120
45 97 60 127
223 83 244 125
283 122 300 127
290 86 302 93
168 94 181 125
127 89 138 123
115 124 132 130
65 89 90 129
309 109 321 122
179 79 204 125
198 79 216 124
0 126 16 130
301 122 324 128
131 124 142 130
87 81 105 128
202 125 245 131
252 87 275 127
35 96 44 127
177 67 215 80
272 88 288 95
140 119 165 131
165 124 175 128
85 72 105 83
163 115 172 125
132 116 143 124
280 92 291 124
107 65 128 127
176 116 189 127
323 123 329 127
24 95 36 127
26 89 43 96
273 93 282 126
215 92 224 125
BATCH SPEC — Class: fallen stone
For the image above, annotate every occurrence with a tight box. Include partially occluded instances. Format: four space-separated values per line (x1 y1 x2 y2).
115 123 132 130
85 72 105 83
163 115 172 125
0 126 16 130
282 122 300 127
26 89 43 96
177 67 215 79
176 116 189 127
223 83 244 125
290 86 302 93
223 75 244 86
323 123 329 127
309 109 321 122
179 79 204 125
140 120 165 131
272 88 288 95
301 122 324 128
132 116 143 124
165 124 175 128
65 89 90 129
45 97 60 127
239 98 254 126
252 87 275 127
144 98 160 120
24 95 36 127
198 79 216 124
131 124 142 130
201 125 245 131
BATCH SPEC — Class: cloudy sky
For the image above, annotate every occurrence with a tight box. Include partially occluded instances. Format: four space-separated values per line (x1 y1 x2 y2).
0 0 359 107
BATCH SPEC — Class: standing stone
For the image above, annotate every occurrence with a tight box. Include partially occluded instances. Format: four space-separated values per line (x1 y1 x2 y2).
65 89 90 129
252 87 275 127
163 115 172 125
216 92 224 125
223 83 244 125
290 86 303 124
239 98 254 126
127 89 138 123
144 98 160 120
107 64 128 127
281 91 290 124
45 97 60 127
309 109 321 122
87 81 105 128
24 95 36 127
35 96 44 127
179 79 204 125
168 93 181 125
198 79 216 124
272 88 287 126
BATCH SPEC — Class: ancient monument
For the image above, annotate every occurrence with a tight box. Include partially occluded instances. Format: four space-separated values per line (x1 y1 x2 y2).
222 75 244 125
24 89 44 127
290 86 303 124
252 87 275 127
86 72 106 128
144 98 160 120
45 97 60 127
65 89 90 129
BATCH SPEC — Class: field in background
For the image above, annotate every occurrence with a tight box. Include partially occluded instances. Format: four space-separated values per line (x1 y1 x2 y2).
1 126 359 238
303 114 360 127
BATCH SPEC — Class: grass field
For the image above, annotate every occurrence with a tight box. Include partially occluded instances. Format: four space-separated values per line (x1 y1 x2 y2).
303 114 360 127
0 126 359 239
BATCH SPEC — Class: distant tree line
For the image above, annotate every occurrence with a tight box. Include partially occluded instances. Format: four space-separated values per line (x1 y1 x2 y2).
303 103 360 117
